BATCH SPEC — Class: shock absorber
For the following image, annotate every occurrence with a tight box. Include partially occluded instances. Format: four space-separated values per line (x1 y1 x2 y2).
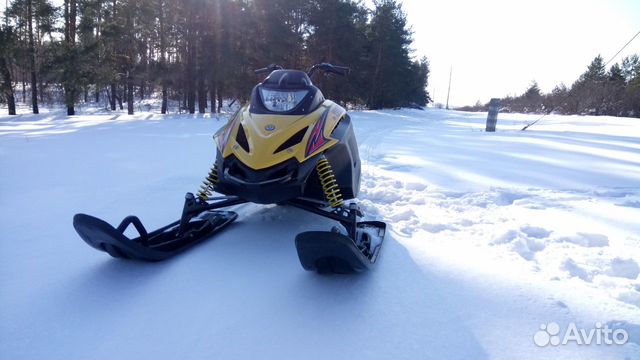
197 162 219 201
316 157 344 208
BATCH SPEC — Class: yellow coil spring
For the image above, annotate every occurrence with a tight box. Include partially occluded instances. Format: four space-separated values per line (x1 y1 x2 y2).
197 162 220 201
316 158 344 208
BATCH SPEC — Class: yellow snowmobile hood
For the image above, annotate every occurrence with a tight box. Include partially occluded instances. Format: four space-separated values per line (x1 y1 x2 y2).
215 101 346 170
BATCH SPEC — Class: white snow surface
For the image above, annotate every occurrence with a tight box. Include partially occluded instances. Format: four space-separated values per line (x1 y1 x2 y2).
1 105 639 359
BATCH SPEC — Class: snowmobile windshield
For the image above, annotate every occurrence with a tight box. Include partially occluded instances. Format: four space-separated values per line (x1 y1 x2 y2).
259 88 309 112
250 70 324 115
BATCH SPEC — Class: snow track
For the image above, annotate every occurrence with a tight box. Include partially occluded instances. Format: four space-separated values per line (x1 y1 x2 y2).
1 107 638 359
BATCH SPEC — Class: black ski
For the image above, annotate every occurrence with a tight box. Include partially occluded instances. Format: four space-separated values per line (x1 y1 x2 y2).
74 192 386 273
286 199 386 273
73 194 245 261
295 221 386 273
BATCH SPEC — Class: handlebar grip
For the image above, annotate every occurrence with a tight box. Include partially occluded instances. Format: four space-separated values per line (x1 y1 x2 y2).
333 66 350 76
255 64 283 75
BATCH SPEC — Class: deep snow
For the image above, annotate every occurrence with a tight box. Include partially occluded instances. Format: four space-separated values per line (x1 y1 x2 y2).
0 105 639 359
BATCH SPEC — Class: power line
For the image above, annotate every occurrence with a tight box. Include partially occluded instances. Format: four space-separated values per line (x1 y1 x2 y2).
521 113 547 131
604 29 640 67
522 28 640 131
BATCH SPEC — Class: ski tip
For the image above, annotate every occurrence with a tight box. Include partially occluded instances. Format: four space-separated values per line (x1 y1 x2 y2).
295 231 373 274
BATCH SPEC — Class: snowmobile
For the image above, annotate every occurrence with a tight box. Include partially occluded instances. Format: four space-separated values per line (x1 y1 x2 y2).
73 63 386 273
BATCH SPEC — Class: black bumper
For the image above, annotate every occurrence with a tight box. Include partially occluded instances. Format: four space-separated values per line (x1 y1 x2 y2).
215 154 321 204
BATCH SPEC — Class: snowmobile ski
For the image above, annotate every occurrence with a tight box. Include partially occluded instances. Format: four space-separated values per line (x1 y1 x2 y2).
73 211 237 261
73 194 244 261
286 199 386 273
295 221 386 273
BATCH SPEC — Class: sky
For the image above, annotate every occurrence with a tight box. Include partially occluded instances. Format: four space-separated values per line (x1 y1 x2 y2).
2 0 640 107
401 0 640 106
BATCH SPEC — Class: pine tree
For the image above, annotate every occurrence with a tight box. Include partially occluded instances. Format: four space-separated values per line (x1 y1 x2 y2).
548 83 569 113
77 0 107 104
33 0 58 104
570 55 607 114
604 64 625 115
523 81 543 112
306 0 368 104
622 55 640 116
405 56 431 106
100 0 125 110
3 0 435 115
366 0 426 109
6 0 55 108
252 0 309 69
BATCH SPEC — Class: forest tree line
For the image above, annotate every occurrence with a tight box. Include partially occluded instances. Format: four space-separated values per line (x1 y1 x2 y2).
0 0 431 116
459 55 640 118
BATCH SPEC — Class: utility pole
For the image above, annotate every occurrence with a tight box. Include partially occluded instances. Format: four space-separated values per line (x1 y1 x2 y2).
445 66 452 110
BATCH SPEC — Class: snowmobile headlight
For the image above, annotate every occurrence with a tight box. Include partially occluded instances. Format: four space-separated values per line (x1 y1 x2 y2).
259 88 308 112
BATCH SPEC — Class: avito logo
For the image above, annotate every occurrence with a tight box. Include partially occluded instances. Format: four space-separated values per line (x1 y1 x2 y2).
534 322 629 347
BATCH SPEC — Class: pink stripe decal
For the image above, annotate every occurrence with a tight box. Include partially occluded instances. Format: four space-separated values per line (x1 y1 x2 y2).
305 109 330 157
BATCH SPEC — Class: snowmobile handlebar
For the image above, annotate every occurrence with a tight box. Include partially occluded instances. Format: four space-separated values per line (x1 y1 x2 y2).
254 64 284 75
307 63 350 77
254 63 350 77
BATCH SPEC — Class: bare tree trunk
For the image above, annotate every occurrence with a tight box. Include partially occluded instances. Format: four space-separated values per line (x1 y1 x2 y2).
27 0 39 113
210 0 220 114
368 43 383 109
36 11 44 104
0 56 16 115
159 0 167 114
22 67 26 103
64 0 77 115
39 80 44 103
185 5 195 114
109 83 116 110
187 47 195 114
161 84 168 113
95 0 102 103
127 71 133 115
117 90 123 110
124 4 134 115
209 77 216 114
108 0 116 111
197 75 206 113
139 47 146 100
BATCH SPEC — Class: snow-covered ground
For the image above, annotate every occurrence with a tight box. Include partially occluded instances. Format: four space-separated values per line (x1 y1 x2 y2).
1 105 639 359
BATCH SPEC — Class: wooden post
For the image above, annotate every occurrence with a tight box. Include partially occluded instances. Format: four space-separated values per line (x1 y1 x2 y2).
486 98 500 132
445 66 452 110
